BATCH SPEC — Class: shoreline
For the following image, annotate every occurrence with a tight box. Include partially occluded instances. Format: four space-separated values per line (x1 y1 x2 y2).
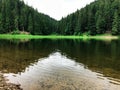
0 73 22 90
0 34 119 40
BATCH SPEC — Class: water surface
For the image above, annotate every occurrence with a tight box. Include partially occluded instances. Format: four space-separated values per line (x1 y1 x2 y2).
0 39 120 90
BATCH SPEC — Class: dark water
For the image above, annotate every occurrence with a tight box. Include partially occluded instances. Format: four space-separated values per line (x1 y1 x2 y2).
0 39 120 90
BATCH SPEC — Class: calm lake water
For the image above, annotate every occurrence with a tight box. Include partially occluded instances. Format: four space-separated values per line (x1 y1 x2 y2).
0 39 120 90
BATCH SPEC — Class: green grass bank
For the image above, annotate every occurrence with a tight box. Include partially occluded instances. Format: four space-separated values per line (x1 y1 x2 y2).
0 34 119 40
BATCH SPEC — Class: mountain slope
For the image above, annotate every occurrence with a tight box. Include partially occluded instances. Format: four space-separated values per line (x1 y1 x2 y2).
0 0 57 35
1 0 120 36
57 0 120 35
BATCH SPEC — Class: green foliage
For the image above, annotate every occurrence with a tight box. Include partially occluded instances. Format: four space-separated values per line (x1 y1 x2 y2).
96 14 106 34
0 0 120 35
0 0 57 35
112 11 120 35
57 0 120 35
11 30 20 35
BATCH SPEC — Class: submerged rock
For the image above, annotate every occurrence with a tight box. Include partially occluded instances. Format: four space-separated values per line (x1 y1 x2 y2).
0 73 22 90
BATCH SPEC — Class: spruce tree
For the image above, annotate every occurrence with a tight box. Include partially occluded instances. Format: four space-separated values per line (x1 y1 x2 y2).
96 14 105 34
0 1 6 33
112 11 119 35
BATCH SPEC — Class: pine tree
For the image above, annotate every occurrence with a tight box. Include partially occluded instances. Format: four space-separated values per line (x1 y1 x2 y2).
112 11 119 35
96 14 106 34
0 1 6 33
28 13 34 34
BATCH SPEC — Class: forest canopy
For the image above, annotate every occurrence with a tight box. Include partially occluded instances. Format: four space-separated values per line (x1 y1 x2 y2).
0 0 57 35
58 0 120 35
0 0 120 35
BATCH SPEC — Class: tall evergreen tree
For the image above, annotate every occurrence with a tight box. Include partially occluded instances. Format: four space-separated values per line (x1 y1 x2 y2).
0 1 6 33
96 14 106 34
112 11 120 35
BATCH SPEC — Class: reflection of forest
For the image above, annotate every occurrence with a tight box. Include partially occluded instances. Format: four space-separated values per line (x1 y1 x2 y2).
57 39 120 79
0 39 120 79
0 40 54 73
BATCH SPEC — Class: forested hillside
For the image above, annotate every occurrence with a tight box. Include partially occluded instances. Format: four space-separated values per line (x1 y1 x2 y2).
0 0 120 35
0 0 57 35
58 0 120 35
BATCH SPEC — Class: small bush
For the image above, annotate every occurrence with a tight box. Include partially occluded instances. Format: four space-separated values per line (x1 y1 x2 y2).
11 30 20 35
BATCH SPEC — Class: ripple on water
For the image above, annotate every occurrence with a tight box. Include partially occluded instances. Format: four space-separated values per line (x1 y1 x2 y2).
4 52 120 90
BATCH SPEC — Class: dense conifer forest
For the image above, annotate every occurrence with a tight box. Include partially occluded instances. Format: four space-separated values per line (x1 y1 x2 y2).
0 0 120 35
0 0 57 35
58 0 120 35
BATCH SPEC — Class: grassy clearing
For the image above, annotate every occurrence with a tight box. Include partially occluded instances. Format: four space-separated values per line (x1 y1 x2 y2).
0 34 119 40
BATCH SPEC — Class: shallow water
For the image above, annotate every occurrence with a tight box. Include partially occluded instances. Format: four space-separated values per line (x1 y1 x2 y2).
0 39 120 90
